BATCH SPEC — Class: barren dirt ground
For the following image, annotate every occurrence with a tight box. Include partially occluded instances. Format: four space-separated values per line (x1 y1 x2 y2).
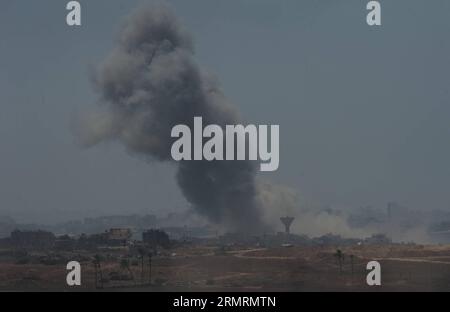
1 244 450 291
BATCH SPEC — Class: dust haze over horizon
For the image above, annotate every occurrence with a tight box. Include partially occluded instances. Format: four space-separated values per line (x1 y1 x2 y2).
1 0 450 235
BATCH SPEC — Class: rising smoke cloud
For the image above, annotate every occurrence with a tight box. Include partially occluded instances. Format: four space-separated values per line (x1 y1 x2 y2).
80 3 270 233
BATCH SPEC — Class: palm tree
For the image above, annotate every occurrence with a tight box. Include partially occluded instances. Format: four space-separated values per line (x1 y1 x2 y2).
148 252 152 284
93 254 103 289
92 259 98 289
335 249 343 274
350 254 355 276
138 247 146 284
120 258 135 286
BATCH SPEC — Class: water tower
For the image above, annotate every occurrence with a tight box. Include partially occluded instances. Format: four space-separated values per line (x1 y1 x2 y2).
280 216 295 234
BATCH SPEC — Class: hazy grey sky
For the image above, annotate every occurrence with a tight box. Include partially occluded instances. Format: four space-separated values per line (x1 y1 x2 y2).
1 0 450 223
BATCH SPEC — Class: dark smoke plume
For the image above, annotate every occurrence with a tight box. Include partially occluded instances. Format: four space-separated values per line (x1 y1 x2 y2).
81 4 269 232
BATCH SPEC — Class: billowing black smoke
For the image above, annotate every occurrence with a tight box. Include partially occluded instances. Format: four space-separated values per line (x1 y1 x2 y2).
82 4 269 232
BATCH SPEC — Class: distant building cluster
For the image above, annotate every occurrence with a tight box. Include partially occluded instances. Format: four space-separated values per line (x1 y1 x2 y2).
0 227 173 252
9 230 56 249
2 201 450 250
